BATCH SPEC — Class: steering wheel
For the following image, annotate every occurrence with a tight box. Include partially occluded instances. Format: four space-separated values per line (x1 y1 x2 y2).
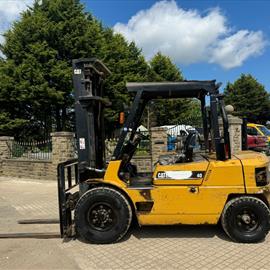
119 132 143 179
121 132 142 159
134 130 148 141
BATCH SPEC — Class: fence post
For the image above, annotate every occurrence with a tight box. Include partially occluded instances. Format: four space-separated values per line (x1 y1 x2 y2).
150 127 168 169
51 132 76 165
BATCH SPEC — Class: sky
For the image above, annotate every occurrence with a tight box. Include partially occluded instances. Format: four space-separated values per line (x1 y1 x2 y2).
1 0 270 92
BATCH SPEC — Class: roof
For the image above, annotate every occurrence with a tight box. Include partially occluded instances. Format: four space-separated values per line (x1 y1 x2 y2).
126 80 219 99
247 123 264 127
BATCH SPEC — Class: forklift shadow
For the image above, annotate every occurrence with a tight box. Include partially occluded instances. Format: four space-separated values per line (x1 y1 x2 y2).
76 225 232 244
125 224 232 242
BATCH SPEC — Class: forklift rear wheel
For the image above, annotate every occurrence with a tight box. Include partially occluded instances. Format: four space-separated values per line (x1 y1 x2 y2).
221 196 270 243
75 187 132 244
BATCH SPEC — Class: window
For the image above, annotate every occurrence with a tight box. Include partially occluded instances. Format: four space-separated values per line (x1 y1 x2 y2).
247 127 258 136
257 126 270 136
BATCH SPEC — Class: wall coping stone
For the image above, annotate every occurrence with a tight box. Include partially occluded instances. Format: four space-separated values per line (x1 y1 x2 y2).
0 136 14 141
218 115 243 125
151 127 167 132
133 155 151 159
50 132 74 137
4 159 52 164
227 115 243 124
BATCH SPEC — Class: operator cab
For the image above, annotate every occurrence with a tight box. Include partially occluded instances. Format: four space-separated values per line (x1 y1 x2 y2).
112 81 231 187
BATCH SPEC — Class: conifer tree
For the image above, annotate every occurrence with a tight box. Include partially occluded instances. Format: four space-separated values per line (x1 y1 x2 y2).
224 74 270 123
149 52 201 126
0 0 149 137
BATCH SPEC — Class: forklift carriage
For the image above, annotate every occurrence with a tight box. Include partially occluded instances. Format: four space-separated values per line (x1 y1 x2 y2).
57 58 270 244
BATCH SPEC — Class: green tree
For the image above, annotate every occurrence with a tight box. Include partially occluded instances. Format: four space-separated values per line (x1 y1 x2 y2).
101 31 151 134
0 59 30 135
148 52 201 126
224 74 270 123
0 0 107 137
0 0 150 138
0 1 203 138
150 52 183 81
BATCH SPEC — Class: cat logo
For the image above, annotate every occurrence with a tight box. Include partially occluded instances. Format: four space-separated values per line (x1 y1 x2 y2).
156 171 205 180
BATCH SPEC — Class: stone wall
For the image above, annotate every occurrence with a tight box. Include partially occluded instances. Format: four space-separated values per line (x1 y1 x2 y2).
150 127 172 169
0 132 75 180
1 160 54 180
131 155 152 173
0 114 245 180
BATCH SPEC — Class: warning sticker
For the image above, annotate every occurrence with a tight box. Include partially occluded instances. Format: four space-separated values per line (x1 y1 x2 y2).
79 138 85 150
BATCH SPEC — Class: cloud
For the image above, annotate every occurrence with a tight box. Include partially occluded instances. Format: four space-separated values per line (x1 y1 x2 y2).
114 0 266 69
210 30 265 69
0 0 34 45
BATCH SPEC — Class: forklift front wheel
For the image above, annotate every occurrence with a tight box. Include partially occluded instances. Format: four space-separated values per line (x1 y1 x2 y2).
221 196 270 243
74 187 132 244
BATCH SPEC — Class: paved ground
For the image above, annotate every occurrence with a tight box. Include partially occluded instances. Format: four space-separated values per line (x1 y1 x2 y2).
0 177 270 270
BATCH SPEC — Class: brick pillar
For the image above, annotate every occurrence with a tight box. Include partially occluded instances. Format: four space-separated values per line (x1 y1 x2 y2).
0 136 14 159
51 132 75 165
0 136 14 175
150 127 168 169
227 115 243 154
219 105 243 155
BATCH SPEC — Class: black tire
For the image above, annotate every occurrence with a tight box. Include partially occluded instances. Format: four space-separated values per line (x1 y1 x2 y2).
221 196 270 243
74 187 132 244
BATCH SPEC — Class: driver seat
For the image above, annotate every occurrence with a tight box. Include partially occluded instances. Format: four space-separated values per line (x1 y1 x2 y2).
182 131 197 162
175 132 197 163
158 132 197 165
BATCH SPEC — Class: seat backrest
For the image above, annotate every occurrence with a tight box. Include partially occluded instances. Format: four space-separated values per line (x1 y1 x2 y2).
184 132 197 162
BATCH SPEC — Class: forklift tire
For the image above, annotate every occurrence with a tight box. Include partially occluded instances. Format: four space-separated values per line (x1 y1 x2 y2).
74 187 132 244
221 196 270 243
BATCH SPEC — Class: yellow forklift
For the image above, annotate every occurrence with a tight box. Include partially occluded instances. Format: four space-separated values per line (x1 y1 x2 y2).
57 58 270 244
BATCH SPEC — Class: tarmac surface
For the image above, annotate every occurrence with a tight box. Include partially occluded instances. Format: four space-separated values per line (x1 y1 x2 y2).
1 177 270 270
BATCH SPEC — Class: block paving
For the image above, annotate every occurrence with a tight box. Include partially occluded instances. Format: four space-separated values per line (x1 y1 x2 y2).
0 177 270 270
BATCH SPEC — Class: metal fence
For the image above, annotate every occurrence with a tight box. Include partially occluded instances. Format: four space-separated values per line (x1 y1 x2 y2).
9 139 52 160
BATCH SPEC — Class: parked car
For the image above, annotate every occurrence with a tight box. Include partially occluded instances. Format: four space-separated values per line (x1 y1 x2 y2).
247 124 269 153
247 123 270 143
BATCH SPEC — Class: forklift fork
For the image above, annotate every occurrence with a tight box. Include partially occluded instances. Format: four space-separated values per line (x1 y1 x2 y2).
0 159 79 240
57 158 79 238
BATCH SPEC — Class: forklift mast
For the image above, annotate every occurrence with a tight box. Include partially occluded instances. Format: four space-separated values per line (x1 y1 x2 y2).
57 58 111 238
72 58 111 180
